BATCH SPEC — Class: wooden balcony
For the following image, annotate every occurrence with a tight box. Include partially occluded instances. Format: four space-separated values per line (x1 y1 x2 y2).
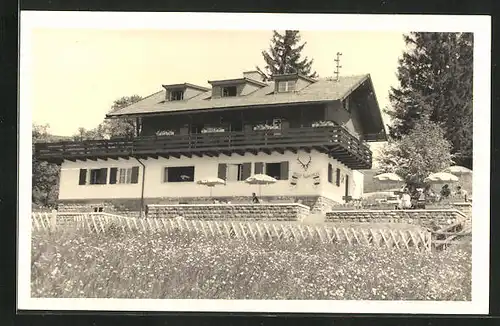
34 126 372 169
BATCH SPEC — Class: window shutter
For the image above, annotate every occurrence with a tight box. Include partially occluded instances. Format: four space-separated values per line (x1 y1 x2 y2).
328 164 333 183
109 168 118 184
280 161 289 180
78 169 87 185
99 168 108 184
336 168 341 187
241 163 251 180
254 162 264 174
217 163 227 180
131 166 140 184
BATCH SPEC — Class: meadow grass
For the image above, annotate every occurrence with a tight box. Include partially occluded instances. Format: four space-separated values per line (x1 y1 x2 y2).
31 227 471 300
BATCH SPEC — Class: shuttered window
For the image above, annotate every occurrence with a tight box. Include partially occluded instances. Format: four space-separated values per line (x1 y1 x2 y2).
328 164 333 183
279 161 289 180
131 166 140 184
78 169 87 185
254 162 264 174
217 163 227 180
109 168 118 184
336 168 341 187
241 163 251 181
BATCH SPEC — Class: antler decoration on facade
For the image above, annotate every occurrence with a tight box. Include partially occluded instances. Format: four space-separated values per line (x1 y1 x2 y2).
297 154 312 171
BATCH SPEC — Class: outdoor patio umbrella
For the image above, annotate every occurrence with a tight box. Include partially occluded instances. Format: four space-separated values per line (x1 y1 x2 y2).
424 172 459 184
244 174 277 197
373 172 404 183
442 165 473 176
196 177 226 198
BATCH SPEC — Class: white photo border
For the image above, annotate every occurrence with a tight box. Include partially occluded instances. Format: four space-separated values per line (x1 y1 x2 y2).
18 11 491 314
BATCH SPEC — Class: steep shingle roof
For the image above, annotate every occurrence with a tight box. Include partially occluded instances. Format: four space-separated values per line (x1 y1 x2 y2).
107 74 371 117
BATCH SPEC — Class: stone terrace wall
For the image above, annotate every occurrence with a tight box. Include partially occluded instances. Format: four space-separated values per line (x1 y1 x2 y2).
147 203 311 222
325 209 467 229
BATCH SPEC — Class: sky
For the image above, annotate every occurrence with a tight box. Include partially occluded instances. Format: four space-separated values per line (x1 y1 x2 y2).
31 29 406 139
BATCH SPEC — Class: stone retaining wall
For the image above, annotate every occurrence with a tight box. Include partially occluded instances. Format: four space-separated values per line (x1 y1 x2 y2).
146 203 311 221
325 209 467 229
56 196 336 215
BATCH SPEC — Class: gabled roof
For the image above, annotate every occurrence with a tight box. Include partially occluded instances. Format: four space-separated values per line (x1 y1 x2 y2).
108 74 375 117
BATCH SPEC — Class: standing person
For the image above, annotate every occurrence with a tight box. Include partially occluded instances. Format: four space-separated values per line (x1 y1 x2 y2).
398 189 412 209
251 192 260 204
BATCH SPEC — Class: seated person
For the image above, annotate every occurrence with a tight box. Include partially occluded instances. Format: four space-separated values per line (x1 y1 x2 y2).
454 185 469 202
440 184 451 201
251 192 260 204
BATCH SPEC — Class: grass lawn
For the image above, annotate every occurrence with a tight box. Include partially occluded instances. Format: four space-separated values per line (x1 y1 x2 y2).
31 227 471 301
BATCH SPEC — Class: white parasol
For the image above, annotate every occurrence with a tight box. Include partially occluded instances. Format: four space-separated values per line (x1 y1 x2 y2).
373 172 404 183
196 177 226 197
442 165 473 176
244 174 277 197
424 172 459 184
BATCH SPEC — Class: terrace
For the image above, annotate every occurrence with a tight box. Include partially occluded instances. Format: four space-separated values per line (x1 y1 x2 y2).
34 125 372 169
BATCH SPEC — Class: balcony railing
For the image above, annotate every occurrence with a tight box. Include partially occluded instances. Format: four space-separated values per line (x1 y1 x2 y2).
34 126 372 169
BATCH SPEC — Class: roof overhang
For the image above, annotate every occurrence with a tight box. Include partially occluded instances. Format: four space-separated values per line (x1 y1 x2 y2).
208 78 267 87
343 74 387 142
106 100 333 119
271 73 317 83
162 83 210 92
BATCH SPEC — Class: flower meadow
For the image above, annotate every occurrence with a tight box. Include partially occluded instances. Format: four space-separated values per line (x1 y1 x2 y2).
31 228 471 301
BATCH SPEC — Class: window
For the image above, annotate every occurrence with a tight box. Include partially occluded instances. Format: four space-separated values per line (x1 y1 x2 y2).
164 166 195 182
222 86 237 97
109 166 139 184
328 163 333 183
335 168 341 187
89 168 108 185
170 90 184 101
254 161 289 180
223 163 251 181
277 80 296 93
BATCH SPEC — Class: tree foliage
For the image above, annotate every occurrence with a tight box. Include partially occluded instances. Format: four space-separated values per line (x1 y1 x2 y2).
72 95 143 140
32 124 63 208
378 117 453 186
385 32 473 168
257 30 318 81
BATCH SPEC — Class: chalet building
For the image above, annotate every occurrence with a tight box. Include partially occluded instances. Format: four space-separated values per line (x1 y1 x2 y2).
34 70 387 212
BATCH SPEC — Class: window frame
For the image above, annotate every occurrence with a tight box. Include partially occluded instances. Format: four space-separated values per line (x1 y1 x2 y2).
221 86 237 97
163 166 196 183
277 80 296 93
89 168 108 185
169 90 184 101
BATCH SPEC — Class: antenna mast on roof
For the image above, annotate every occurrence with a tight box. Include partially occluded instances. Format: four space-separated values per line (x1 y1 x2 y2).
334 52 342 81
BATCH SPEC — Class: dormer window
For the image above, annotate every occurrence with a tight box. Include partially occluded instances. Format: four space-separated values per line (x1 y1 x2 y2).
170 90 184 101
277 80 296 93
222 86 237 97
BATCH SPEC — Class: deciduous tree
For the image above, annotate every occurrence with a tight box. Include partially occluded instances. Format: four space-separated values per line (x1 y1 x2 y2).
378 117 453 186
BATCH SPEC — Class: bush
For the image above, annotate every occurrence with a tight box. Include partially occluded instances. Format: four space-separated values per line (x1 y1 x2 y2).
31 229 471 300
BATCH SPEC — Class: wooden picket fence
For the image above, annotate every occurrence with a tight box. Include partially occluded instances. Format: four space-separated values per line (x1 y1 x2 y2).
31 212 432 252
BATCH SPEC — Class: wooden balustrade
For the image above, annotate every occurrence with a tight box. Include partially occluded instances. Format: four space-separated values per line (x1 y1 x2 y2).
34 126 372 169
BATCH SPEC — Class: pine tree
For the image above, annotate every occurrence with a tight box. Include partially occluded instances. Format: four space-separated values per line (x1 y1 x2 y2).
257 30 318 80
385 32 473 168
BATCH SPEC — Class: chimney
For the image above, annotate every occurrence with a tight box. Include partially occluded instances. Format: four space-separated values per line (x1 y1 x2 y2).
243 70 265 82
